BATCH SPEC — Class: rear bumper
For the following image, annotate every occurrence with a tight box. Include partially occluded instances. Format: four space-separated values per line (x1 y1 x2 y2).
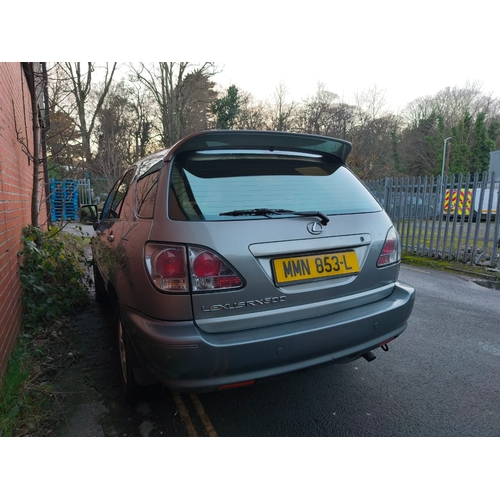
121 281 415 392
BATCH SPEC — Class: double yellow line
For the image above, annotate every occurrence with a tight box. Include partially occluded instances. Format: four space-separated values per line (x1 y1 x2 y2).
172 392 218 437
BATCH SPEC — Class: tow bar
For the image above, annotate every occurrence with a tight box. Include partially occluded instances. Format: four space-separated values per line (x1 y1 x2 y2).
362 343 390 362
362 351 376 362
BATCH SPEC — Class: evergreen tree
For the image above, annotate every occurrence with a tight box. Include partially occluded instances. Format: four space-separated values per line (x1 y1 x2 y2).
450 112 472 175
211 85 241 129
487 119 500 155
470 112 495 173
391 130 402 172
422 113 445 175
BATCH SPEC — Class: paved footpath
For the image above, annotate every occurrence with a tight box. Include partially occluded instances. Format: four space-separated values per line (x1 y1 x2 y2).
60 221 96 238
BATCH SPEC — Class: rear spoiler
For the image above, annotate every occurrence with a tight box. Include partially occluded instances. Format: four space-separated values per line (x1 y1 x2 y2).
165 130 352 163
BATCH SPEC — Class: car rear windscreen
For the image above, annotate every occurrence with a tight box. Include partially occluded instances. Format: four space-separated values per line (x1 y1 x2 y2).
168 150 381 221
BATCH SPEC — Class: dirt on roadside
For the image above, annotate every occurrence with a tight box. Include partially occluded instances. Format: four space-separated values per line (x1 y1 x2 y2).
53 301 185 437
43 224 185 437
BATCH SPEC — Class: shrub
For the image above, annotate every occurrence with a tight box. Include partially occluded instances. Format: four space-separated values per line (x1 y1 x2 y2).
18 225 92 330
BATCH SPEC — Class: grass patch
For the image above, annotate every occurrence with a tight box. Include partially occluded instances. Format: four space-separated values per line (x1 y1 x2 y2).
0 320 80 436
397 218 499 263
402 253 500 279
0 343 30 435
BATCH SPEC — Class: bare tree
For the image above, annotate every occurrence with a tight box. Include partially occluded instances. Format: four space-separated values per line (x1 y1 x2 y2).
267 82 297 131
348 113 402 178
354 85 388 124
12 63 49 227
297 82 339 136
92 81 136 195
398 113 441 176
233 91 268 130
345 87 401 178
330 100 358 140
44 64 84 178
28 64 42 227
130 63 217 147
55 62 117 165
402 82 500 132
433 82 488 125
45 108 84 177
401 95 439 129
127 80 157 160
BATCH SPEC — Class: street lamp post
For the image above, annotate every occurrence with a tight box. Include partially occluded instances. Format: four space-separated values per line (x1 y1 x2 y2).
441 137 452 179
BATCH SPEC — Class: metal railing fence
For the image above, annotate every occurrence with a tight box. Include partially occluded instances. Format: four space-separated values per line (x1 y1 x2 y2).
366 172 500 269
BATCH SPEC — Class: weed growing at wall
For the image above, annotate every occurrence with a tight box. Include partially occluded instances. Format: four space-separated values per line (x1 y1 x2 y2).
18 225 92 330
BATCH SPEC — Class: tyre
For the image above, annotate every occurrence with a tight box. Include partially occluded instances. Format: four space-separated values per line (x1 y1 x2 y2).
93 263 107 303
115 305 140 401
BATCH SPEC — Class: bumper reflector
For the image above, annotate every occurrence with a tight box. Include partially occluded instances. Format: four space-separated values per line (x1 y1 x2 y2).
217 380 256 391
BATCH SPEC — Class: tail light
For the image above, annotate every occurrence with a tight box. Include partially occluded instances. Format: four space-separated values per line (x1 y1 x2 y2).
189 247 244 292
145 243 244 293
377 227 401 267
145 244 189 292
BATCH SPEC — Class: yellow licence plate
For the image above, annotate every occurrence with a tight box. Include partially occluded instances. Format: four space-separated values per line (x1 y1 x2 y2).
273 251 360 285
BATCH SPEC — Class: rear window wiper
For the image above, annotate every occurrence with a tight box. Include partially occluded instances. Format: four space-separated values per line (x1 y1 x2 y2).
219 208 330 225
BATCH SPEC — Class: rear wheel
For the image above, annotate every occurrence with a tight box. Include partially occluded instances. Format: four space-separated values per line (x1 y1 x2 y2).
115 306 139 401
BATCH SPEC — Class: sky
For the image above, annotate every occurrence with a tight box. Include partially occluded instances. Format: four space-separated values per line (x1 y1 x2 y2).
10 1 498 116
212 60 498 113
208 0 499 112
207 1 500 112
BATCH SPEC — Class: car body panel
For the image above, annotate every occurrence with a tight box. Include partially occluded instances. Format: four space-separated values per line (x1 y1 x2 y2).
120 281 414 392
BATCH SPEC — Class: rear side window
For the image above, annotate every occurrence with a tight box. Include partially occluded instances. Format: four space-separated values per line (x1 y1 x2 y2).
136 168 161 219
168 150 381 221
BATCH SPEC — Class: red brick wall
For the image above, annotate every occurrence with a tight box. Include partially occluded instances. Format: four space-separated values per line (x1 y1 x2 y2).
0 62 47 379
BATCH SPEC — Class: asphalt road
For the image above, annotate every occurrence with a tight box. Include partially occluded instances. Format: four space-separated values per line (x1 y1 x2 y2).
59 264 500 437
189 265 500 437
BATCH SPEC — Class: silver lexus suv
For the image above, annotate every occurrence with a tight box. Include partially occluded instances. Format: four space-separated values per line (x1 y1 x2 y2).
84 130 415 395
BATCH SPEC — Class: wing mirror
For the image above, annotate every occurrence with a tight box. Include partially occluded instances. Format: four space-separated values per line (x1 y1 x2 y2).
79 204 99 228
